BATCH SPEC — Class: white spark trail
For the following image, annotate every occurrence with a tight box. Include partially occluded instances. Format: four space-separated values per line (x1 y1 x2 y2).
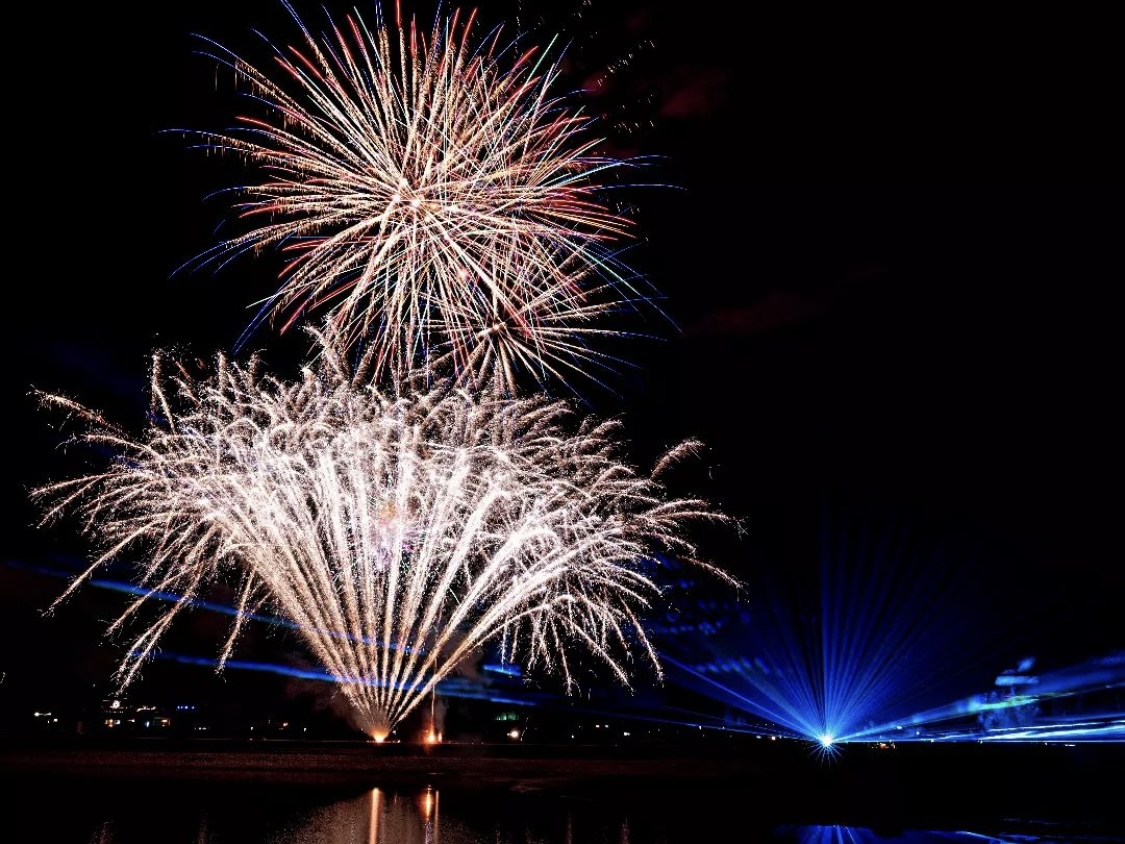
35 334 731 738
180 2 664 393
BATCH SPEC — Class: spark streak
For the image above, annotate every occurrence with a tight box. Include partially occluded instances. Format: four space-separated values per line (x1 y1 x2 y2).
181 1 662 393
34 334 730 738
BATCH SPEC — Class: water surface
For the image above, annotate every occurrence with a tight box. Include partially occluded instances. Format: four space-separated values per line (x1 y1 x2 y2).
8 774 1122 843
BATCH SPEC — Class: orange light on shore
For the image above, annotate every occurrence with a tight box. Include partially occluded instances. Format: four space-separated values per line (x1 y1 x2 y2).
370 732 388 744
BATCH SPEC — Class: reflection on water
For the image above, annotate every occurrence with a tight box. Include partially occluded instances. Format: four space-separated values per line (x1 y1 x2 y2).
3 777 1119 844
273 787 444 844
776 827 1071 843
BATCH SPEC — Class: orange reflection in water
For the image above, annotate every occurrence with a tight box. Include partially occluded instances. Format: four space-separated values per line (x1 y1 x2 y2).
272 785 446 844
367 787 381 844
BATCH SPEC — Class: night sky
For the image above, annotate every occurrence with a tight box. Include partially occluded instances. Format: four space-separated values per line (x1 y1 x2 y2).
3 1 1120 720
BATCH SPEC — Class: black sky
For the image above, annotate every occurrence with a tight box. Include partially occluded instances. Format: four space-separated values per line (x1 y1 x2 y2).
4 1 1121 712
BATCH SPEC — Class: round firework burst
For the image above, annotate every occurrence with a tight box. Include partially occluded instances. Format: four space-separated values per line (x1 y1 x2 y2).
181 1 664 394
34 332 731 740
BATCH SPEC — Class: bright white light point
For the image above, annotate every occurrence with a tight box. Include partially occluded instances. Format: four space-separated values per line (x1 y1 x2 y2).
819 734 834 748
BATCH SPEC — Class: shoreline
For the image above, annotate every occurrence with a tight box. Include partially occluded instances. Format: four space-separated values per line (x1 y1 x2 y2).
4 737 1123 789
0 738 772 788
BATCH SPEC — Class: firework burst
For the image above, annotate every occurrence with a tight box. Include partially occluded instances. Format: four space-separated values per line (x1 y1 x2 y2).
182 1 662 393
34 334 730 739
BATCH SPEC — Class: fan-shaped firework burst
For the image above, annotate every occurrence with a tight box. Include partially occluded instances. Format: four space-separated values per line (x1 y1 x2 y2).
183 0 661 393
34 335 730 739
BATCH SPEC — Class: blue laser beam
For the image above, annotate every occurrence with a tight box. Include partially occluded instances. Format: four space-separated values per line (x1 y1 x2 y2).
654 506 983 748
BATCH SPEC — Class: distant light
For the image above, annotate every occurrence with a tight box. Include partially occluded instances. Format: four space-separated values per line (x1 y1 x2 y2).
995 674 1039 686
819 734 834 748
